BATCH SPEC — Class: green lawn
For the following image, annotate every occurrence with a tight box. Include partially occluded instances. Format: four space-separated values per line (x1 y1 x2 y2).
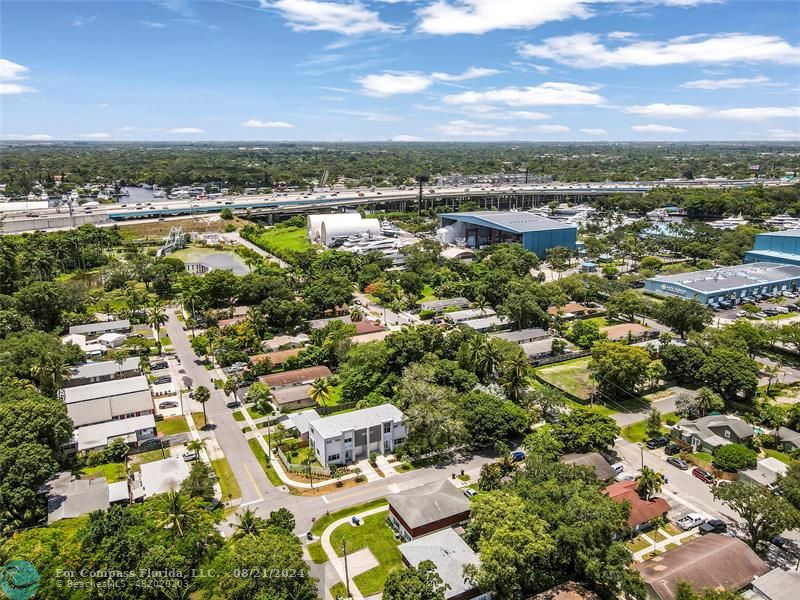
247 438 283 487
211 457 242 501
622 421 663 444
232 410 246 422
156 416 189 436
130 448 169 472
537 357 594 400
246 406 270 420
765 448 795 465
80 462 127 483
192 411 210 429
625 536 651 553
327 384 344 406
329 583 347 599
310 498 388 536
307 541 328 564
286 446 321 467
330 512 402 597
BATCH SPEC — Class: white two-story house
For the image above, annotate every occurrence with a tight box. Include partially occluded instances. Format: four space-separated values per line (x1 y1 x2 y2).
308 404 406 468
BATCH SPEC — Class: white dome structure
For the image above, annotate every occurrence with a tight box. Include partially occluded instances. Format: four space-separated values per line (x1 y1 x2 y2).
319 215 380 246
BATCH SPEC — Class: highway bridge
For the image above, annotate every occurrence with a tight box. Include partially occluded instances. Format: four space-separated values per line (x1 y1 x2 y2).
0 178 789 234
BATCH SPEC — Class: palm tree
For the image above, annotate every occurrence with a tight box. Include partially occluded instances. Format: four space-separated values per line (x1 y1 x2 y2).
247 307 268 340
458 336 482 371
500 352 530 405
474 295 488 315
178 285 202 321
636 466 666 501
30 352 72 396
223 375 239 400
151 491 200 537
475 338 503 380
187 439 204 454
350 308 364 322
147 301 168 353
231 508 267 539
694 387 724 417
194 385 211 428
765 363 782 394
649 515 668 557
308 377 333 407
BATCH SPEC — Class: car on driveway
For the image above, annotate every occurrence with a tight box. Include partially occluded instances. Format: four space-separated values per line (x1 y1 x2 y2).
151 362 168 370
646 436 669 449
699 519 727 535
664 443 680 456
692 467 714 484
615 472 636 482
183 451 197 462
158 400 178 409
154 375 172 385
677 513 705 530
667 457 689 470
464 488 478 499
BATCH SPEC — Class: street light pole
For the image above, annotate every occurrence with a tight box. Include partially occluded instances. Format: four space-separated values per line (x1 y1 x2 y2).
342 539 351 598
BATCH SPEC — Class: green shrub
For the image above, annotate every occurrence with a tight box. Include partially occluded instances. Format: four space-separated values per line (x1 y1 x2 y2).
664 414 679 426
713 443 758 471
418 309 436 320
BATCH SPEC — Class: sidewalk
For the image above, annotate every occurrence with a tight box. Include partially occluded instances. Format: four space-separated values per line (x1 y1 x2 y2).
320 505 390 600
632 526 699 561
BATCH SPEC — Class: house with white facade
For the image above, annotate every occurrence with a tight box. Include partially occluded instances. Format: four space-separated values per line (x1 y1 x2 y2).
61 375 153 428
308 403 406 468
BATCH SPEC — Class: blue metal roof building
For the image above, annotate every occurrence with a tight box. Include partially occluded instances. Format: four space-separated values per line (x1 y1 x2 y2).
645 262 800 306
745 229 800 267
438 211 577 258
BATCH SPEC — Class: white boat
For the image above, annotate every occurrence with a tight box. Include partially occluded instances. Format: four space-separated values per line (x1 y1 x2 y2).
709 214 749 230
27 192 37 202
765 213 800 230
152 190 166 198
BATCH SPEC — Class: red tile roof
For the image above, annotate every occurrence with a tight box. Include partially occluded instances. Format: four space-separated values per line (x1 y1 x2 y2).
353 320 386 335
250 348 303 366
603 480 671 528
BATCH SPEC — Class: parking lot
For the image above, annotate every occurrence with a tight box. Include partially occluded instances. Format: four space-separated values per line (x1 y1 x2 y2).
714 296 800 321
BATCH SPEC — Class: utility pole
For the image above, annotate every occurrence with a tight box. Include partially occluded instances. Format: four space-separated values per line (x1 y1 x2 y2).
342 539 351 598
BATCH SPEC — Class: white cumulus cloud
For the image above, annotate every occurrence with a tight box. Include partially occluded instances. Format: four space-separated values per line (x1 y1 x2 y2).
631 124 686 133
358 66 498 97
534 124 570 133
519 33 800 68
713 107 800 121
443 82 604 106
264 0 402 35
3 134 53 141
0 58 35 94
681 75 772 89
625 103 707 118
434 119 517 137
78 132 112 139
167 127 204 134
580 128 607 135
242 120 295 128
766 129 800 141
391 135 424 141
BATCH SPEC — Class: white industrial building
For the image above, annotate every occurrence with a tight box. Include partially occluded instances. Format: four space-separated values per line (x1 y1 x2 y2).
307 213 381 246
61 375 153 428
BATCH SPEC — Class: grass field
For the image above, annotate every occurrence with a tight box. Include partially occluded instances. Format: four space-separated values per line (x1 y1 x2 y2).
247 438 283 486
130 448 169 472
192 411 210 429
310 498 388 536
330 512 402 596
232 410 246 422
765 448 795 465
80 462 127 483
211 457 242 501
118 216 248 241
537 357 593 400
621 413 676 444
307 541 328 564
156 416 189 436
329 583 347 599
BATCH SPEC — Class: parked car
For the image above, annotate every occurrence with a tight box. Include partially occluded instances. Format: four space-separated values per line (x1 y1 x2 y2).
610 462 625 475
154 376 172 385
464 488 478 499
783 291 797 298
151 362 169 370
226 400 241 409
646 436 670 449
692 467 715 484
615 472 635 482
511 451 526 463
158 400 178 409
183 451 197 462
699 519 727 535
664 443 680 456
677 513 705 530
667 457 689 470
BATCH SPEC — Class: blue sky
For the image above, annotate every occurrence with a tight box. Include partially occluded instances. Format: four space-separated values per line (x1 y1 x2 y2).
1 0 799 141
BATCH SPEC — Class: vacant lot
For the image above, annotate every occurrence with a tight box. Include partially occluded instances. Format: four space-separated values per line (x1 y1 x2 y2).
537 357 593 400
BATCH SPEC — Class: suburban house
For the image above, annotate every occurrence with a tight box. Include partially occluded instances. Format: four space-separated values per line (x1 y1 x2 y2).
261 333 309 353
284 409 321 442
671 415 755 453
490 327 550 345
777 427 800 453
746 567 800 600
387 480 470 541
61 375 153 428
398 528 490 600
272 384 317 412
62 333 105 357
41 472 113 524
97 332 126 349
547 302 589 318
561 452 616 482
350 330 393 345
308 403 406 467
258 365 332 390
351 319 387 337
137 457 191 498
533 582 599 600
445 307 496 324
521 337 562 361
460 315 512 333
71 414 156 453
603 480 671 530
69 319 131 339
66 357 141 387
634 534 769 600
601 323 654 342
419 297 471 314
738 457 788 490
251 348 303 368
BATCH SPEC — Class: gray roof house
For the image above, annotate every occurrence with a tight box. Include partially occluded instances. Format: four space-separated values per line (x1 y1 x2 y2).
561 452 616 482
738 457 788 490
41 472 110 524
745 567 800 600
66 357 142 387
671 415 754 453
398 528 488 600
69 319 131 337
777 427 800 452
388 480 470 541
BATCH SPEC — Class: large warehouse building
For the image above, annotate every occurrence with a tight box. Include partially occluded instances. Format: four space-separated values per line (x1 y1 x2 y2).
745 229 800 266
437 211 577 258
645 262 800 307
